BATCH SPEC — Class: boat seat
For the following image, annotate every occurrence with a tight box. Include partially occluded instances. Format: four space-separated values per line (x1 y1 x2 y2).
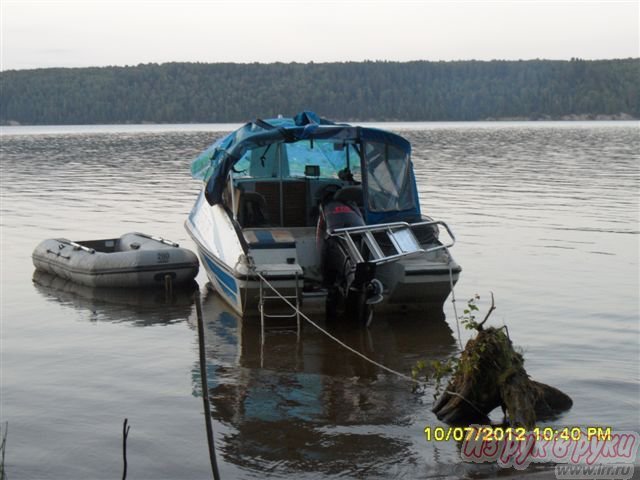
238 191 271 227
334 185 363 207
254 180 307 227
243 230 296 249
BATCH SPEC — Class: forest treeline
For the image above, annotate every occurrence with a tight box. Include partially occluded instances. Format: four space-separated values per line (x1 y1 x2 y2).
0 59 638 125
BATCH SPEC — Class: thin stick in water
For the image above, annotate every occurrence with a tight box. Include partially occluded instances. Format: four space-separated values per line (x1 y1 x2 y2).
194 289 222 480
122 418 130 480
1 421 8 480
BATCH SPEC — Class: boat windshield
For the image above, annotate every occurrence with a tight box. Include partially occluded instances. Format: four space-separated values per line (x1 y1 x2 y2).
231 139 362 181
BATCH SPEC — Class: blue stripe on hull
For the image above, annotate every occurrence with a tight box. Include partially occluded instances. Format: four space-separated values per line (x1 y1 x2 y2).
202 254 239 306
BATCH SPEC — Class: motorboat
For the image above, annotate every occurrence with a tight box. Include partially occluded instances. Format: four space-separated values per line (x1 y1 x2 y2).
32 232 199 288
185 112 461 323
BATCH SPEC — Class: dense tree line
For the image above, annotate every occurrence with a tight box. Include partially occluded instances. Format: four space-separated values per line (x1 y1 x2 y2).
0 59 638 125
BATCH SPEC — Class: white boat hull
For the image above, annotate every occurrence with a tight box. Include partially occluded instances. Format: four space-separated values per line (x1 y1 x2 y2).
186 191 461 316
186 192 303 316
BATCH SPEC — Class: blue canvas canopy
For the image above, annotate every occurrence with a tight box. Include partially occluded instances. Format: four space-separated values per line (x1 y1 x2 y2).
191 111 420 224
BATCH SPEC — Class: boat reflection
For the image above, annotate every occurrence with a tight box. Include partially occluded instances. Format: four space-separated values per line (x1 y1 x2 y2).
193 290 459 476
32 270 196 326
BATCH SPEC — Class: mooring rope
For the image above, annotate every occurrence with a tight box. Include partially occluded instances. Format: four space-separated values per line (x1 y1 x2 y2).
254 271 423 386
254 262 487 422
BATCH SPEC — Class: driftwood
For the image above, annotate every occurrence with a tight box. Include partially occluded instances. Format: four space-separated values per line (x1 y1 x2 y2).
432 301 572 429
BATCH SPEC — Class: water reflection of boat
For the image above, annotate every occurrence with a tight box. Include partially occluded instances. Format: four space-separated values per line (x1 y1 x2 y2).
32 270 196 326
192 290 458 476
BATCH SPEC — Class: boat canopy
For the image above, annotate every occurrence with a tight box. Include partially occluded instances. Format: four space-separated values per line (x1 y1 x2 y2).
191 111 420 224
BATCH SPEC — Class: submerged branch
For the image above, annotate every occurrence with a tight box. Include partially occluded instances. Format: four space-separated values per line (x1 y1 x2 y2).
122 418 130 480
1 422 7 480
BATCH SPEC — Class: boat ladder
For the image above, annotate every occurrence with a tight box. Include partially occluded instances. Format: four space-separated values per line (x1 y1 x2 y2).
330 220 455 266
257 271 302 344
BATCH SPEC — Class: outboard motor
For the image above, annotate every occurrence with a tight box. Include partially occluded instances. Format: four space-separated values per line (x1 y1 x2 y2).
316 199 383 326
317 200 365 239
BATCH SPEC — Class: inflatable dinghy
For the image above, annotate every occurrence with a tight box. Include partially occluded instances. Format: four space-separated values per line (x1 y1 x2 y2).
32 232 199 288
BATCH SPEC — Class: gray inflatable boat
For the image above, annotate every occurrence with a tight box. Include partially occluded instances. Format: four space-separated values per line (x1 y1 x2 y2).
32 232 199 288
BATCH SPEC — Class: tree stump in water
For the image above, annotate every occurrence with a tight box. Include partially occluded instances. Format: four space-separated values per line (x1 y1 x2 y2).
432 325 573 429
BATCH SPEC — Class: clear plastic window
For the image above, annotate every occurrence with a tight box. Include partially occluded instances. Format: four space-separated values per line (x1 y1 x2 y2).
365 142 415 212
285 140 361 180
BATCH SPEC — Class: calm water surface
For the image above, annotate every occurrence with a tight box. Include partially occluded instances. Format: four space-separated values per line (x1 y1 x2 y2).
1 122 639 479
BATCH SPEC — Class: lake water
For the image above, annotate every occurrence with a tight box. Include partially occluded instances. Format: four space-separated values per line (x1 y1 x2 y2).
1 122 638 479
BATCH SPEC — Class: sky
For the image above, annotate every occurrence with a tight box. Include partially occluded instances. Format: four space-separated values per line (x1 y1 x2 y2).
1 0 638 71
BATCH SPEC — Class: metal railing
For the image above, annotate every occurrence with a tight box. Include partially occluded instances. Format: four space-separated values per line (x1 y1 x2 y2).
329 220 455 266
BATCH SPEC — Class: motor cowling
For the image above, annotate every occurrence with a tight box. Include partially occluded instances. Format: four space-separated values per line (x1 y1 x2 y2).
316 200 365 249
322 200 365 231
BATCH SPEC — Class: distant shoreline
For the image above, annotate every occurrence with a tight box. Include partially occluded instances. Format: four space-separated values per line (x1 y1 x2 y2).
2 113 637 128
3 59 638 126
485 112 637 122
2 119 638 138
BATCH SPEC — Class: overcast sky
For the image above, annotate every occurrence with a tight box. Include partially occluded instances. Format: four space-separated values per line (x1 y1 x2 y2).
1 0 638 71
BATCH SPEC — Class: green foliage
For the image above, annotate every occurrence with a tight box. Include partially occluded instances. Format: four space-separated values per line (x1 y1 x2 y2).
412 294 498 397
412 356 460 398
461 294 481 330
1 59 638 125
